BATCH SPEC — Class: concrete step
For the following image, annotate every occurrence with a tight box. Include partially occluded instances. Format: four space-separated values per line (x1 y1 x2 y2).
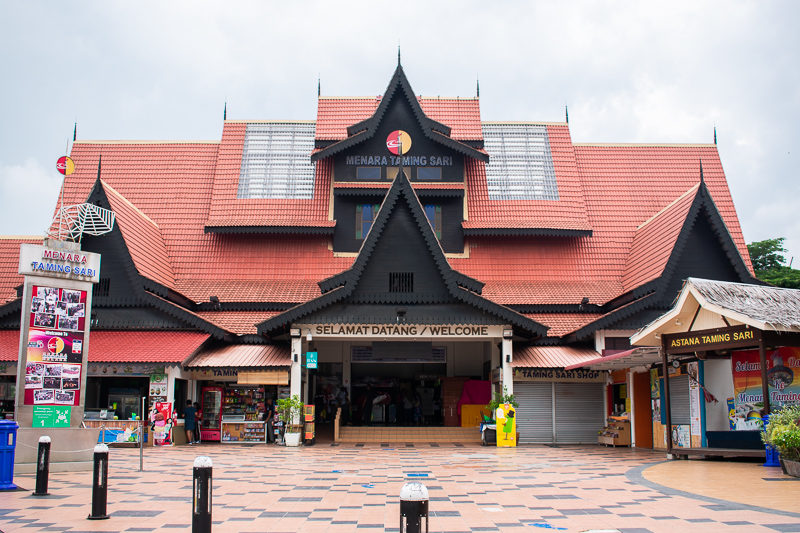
337 426 481 443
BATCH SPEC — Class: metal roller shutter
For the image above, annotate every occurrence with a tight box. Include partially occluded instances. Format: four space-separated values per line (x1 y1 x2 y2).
515 383 553 443
669 375 690 425
554 382 605 444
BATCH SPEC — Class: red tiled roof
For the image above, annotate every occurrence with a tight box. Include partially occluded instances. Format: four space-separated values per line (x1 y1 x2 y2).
574 144 753 274
89 331 209 363
316 97 482 140
483 281 622 306
622 183 699 291
0 329 21 361
513 345 600 368
186 343 290 368
0 237 39 304
463 125 592 231
102 181 176 289
523 313 603 338
194 311 282 335
176 279 321 304
62 143 354 288
204 123 333 228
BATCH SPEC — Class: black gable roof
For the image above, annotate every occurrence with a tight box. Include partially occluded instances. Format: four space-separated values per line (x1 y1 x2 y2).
257 170 546 338
311 65 488 163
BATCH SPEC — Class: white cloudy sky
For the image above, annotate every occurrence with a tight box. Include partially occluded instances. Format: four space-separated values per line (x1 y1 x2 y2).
1 1 798 264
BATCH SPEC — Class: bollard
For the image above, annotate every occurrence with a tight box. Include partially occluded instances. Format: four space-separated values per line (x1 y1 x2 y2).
400 481 429 533
192 456 213 533
33 436 51 496
87 444 110 520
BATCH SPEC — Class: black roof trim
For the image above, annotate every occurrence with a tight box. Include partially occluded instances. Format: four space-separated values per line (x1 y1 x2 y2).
261 170 545 338
463 227 592 238
334 187 464 198
311 65 488 163
204 225 335 235
143 292 233 341
0 299 21 321
566 293 658 342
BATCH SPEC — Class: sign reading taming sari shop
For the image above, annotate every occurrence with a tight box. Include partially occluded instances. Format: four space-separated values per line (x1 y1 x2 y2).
730 347 800 430
307 324 503 338
514 367 604 383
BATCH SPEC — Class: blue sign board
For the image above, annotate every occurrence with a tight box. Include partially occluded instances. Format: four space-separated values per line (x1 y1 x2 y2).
306 351 318 369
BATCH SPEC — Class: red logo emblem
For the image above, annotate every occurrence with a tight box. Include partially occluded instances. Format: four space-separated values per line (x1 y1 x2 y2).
386 130 411 155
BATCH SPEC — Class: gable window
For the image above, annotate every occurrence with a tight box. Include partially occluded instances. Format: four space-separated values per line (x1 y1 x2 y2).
389 272 414 292
424 204 442 239
356 167 381 180
417 167 441 180
356 204 380 239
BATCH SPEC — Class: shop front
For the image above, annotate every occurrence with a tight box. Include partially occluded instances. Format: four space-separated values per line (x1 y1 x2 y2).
630 278 800 458
185 343 290 443
290 324 512 435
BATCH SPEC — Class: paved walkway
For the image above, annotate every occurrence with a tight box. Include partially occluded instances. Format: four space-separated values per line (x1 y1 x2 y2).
2 443 799 532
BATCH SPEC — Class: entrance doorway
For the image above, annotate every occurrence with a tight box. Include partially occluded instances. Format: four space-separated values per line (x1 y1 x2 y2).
350 363 446 426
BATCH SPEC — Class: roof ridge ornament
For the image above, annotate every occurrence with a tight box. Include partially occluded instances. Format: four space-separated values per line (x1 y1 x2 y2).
699 159 704 184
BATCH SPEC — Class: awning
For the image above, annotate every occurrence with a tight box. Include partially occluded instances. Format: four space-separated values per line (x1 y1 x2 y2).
564 347 661 371
185 344 290 369
513 346 601 368
90 331 210 363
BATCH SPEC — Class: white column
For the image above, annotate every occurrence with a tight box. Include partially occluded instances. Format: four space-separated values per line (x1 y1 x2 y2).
501 336 513 396
291 335 302 399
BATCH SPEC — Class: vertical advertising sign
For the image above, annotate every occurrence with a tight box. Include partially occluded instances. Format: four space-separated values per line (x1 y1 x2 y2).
731 347 800 430
23 285 86 408
17 241 101 428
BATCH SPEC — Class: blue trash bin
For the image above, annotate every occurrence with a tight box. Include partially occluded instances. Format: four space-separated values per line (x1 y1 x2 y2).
0 419 19 490
762 414 781 467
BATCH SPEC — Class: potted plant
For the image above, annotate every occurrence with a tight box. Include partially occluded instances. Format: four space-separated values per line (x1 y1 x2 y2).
486 387 519 416
276 395 305 447
762 404 800 477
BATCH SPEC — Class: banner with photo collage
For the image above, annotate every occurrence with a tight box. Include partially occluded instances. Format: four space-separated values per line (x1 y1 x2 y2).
24 284 87 406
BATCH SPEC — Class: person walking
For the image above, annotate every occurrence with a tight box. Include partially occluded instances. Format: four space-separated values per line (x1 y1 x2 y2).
184 400 196 445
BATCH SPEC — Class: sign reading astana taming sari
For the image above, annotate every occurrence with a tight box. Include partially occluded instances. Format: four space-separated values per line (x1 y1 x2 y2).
663 325 760 354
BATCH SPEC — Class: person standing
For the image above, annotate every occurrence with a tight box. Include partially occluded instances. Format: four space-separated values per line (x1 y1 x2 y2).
184 400 196 445
193 401 202 443
265 398 276 443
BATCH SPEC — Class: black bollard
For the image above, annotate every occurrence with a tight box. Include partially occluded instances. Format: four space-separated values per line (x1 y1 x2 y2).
87 444 109 520
192 456 213 533
400 481 429 533
32 436 51 496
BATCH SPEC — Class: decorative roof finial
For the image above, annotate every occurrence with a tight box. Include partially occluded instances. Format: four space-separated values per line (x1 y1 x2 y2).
565 105 569 124
317 76 321 97
397 45 401 66
96 154 102 182
476 77 480 98
713 126 717 145
73 122 77 142
699 159 704 184
223 101 227 121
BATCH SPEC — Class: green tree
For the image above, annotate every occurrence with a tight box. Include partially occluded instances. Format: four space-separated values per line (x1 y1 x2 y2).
747 238 800 288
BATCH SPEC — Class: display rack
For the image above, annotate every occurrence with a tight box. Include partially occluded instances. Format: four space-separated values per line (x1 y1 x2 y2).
223 386 265 421
597 417 631 447
221 420 267 443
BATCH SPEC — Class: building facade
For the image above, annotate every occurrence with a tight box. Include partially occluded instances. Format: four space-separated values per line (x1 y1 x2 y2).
0 63 757 444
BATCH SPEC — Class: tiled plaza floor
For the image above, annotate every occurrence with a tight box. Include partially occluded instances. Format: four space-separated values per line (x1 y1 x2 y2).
2 442 799 532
